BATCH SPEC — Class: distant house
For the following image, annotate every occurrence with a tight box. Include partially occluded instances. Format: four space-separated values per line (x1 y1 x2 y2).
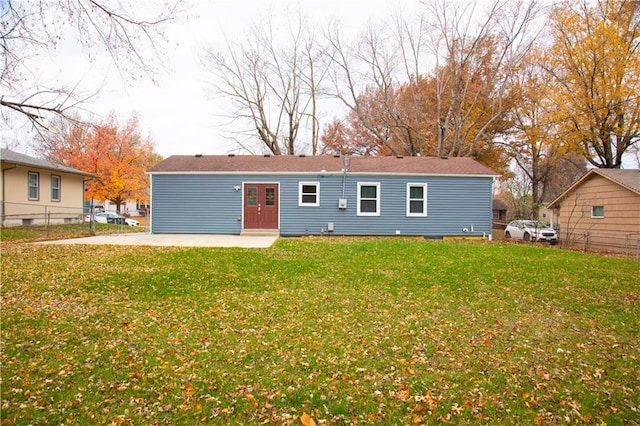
148 154 498 238
547 168 640 253
492 198 508 222
538 202 555 225
92 199 150 217
1 149 95 227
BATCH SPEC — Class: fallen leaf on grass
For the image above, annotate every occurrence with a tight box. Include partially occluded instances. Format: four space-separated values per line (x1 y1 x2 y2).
300 412 316 426
245 394 258 409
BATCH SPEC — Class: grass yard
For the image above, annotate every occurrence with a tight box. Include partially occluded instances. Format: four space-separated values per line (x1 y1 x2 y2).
0 222 146 244
1 234 638 424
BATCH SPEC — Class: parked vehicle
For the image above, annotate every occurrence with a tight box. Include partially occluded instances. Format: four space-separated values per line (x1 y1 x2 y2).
504 220 558 244
85 212 140 226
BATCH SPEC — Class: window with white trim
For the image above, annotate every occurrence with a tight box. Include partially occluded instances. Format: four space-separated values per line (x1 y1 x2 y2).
406 183 427 216
51 175 61 202
299 182 320 206
357 182 380 216
591 205 604 218
28 172 39 200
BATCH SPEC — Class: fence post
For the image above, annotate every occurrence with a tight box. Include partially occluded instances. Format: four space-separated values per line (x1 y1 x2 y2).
583 232 590 252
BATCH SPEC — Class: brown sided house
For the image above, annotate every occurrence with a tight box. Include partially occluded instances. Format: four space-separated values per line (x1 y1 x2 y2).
547 168 640 254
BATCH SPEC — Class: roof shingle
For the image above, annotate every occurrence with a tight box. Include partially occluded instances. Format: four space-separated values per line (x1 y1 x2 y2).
1 148 95 177
593 168 640 194
148 154 497 176
547 168 640 208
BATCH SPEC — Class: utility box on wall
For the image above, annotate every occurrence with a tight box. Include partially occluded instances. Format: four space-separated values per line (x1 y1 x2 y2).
338 198 348 209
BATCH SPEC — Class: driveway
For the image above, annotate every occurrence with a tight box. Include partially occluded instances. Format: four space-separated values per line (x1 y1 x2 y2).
38 233 279 248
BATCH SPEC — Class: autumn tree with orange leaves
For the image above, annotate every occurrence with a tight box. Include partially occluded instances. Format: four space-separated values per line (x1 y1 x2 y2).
38 112 160 213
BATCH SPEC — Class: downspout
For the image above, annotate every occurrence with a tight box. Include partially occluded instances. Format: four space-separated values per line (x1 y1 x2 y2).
490 176 500 239
147 171 153 234
1 163 18 226
341 154 349 199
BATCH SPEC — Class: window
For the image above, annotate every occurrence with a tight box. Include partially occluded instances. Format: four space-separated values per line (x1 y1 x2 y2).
357 182 380 216
592 205 605 218
265 187 275 206
28 172 39 200
299 182 320 206
406 183 427 216
246 187 258 206
51 175 61 201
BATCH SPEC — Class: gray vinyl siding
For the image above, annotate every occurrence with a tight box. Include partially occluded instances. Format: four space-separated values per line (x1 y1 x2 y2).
150 173 494 236
281 174 493 236
151 175 244 234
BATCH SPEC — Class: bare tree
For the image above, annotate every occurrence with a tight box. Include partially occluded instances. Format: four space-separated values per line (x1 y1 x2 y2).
1 0 181 130
324 11 431 157
499 168 536 220
424 0 541 158
323 0 540 163
203 10 329 155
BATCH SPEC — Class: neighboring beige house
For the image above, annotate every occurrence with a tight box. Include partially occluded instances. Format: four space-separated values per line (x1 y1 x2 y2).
538 202 555 226
547 168 640 254
1 149 95 227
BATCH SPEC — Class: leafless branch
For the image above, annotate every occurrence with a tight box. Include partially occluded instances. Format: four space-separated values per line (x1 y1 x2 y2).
1 0 182 132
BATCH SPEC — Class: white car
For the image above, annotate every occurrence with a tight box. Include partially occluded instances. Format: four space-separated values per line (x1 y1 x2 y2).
86 211 140 226
504 220 558 244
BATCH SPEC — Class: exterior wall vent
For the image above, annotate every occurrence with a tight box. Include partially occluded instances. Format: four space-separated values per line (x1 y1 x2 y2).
396 155 403 159
264 154 271 157
333 154 340 158
299 154 306 157
228 153 235 157
195 154 203 158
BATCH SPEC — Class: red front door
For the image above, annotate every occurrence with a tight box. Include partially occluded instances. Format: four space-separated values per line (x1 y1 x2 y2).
244 184 279 229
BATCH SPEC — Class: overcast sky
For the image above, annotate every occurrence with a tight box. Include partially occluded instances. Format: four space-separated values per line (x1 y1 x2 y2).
23 0 414 159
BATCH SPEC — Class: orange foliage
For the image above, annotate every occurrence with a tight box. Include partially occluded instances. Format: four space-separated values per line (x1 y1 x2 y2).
45 112 160 210
321 70 512 174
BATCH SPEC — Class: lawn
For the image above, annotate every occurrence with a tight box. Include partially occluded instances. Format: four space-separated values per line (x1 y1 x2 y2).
0 222 146 243
1 233 638 424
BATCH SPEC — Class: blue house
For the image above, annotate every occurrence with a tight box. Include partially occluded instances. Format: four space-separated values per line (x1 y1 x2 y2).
147 154 497 238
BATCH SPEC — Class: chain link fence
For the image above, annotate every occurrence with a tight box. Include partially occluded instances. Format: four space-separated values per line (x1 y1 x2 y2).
1 201 148 233
562 231 640 260
1 201 85 227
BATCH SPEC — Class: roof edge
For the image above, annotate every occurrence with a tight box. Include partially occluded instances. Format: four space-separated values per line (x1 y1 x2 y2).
547 168 640 209
147 170 498 178
1 149 97 178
